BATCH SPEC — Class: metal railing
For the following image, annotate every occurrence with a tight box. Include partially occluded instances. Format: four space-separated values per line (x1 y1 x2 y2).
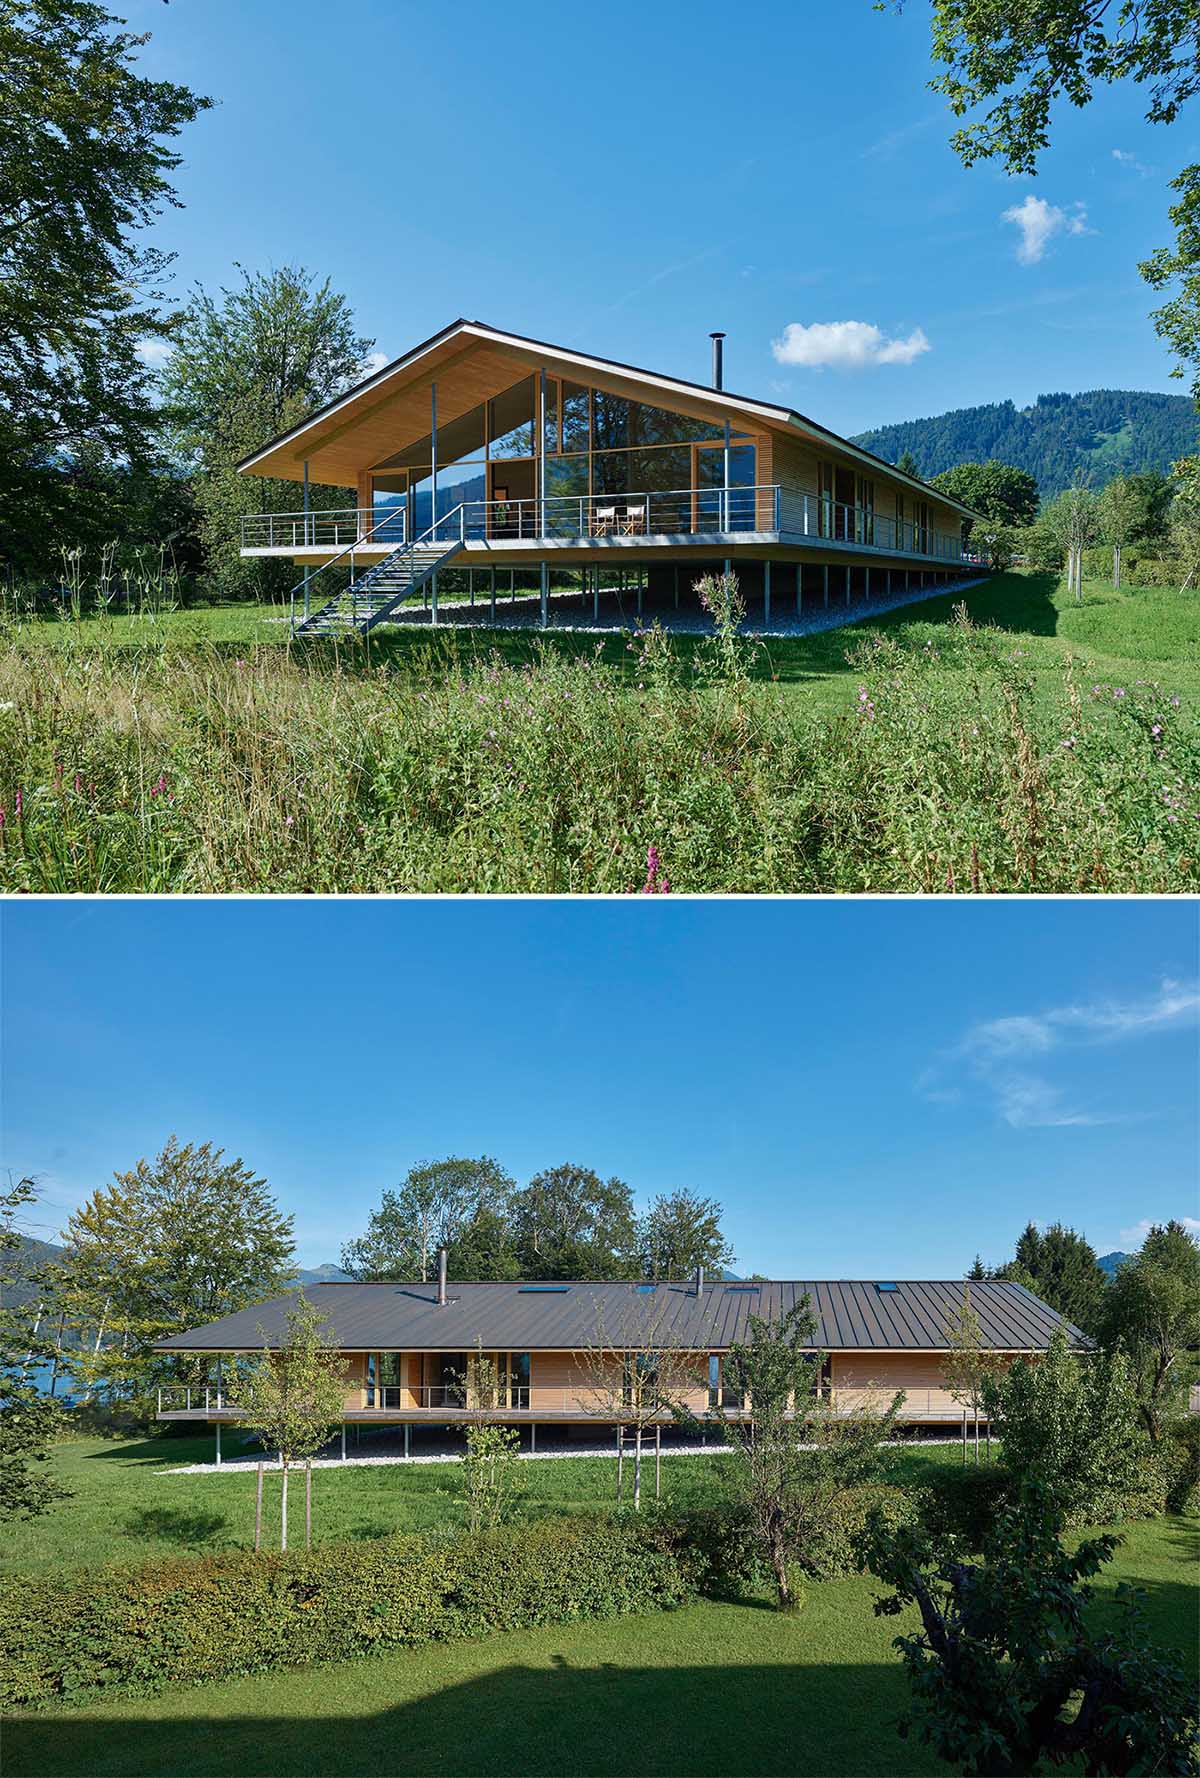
158 1386 236 1413
241 507 401 552
243 486 972 564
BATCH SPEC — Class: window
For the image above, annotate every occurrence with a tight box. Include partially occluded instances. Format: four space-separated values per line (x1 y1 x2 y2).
487 376 536 459
365 1351 376 1407
518 1284 569 1293
561 382 590 451
708 1353 743 1411
623 1351 660 1407
505 1350 531 1408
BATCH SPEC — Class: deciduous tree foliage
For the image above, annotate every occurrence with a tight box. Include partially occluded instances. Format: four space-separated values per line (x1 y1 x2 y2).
234 1292 350 1551
340 1157 518 1282
639 1188 734 1280
930 459 1038 525
710 1298 902 1608
59 1136 295 1405
903 0 1200 399
1098 1219 1200 1440
863 1483 1200 1777
160 265 373 599
0 1177 68 1521
0 0 209 572
512 1164 641 1279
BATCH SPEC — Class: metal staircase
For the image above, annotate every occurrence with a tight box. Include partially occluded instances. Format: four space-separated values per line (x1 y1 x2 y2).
292 535 465 637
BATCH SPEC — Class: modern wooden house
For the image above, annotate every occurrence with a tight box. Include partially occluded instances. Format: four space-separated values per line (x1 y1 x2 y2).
236 320 984 635
155 1268 1087 1461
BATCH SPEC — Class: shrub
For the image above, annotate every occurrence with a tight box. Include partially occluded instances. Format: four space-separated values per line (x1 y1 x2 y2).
0 1514 701 1710
916 1464 1014 1548
673 1485 918 1595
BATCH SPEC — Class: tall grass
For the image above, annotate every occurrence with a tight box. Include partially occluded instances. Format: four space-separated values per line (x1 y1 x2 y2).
0 605 1194 892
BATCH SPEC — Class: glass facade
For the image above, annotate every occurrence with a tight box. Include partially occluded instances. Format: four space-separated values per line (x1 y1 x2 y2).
368 370 758 536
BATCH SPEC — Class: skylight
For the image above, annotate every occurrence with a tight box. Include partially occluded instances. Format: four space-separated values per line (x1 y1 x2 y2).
637 1283 656 1292
875 1282 899 1293
725 1284 759 1293
518 1284 569 1294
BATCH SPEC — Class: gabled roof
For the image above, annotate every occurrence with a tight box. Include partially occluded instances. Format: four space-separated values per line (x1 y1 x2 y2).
155 1277 1089 1355
234 317 982 520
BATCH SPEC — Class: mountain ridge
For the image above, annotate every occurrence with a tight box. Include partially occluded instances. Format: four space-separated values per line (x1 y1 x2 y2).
851 388 1197 498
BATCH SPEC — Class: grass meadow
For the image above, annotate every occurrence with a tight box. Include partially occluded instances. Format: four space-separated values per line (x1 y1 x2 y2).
1 570 1196 892
2 1436 1196 1778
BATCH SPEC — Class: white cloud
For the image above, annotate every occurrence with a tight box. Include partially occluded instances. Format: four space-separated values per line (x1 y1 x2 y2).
920 979 1198 1129
1113 148 1154 177
1119 1216 1200 1247
135 338 173 368
361 351 389 376
1002 194 1091 265
771 319 930 370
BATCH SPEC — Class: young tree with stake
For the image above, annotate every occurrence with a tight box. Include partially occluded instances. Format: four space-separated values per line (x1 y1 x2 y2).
574 1291 705 1510
234 1293 349 1552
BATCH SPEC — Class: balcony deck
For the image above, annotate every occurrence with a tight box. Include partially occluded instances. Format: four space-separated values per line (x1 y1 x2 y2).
240 488 974 572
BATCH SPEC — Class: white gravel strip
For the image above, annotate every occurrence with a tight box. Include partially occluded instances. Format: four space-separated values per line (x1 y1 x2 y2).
161 1434 977 1476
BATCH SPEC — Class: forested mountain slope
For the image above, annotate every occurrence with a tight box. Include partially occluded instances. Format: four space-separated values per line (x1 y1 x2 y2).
852 390 1196 495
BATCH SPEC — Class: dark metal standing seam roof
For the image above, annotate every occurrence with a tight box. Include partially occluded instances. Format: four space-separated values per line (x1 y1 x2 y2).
154 1279 1091 1355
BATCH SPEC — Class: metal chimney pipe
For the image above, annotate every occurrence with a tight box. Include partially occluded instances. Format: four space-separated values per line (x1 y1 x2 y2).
436 1248 448 1305
695 1265 705 1297
709 332 725 391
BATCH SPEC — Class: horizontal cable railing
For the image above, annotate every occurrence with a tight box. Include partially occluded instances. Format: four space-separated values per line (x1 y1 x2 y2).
242 487 972 563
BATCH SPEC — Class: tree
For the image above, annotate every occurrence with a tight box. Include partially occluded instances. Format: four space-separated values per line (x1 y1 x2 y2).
457 1348 525 1530
863 1483 1200 1778
0 0 210 574
58 1137 295 1409
233 1291 349 1552
160 265 373 600
1041 479 1100 602
709 1299 902 1607
896 448 920 477
574 1291 707 1510
1098 475 1143 589
930 460 1038 526
639 1189 734 1280
1141 162 1200 402
997 1220 1108 1332
1167 454 1200 588
341 1157 516 1282
1124 468 1175 544
941 1286 1000 1464
512 1165 640 1279
1098 1220 1200 1441
982 1330 1144 1524
0 1178 68 1521
908 0 1200 402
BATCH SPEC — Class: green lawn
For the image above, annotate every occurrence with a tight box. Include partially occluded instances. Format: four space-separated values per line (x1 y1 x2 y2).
14 570 1200 718
4 1514 1195 1778
3 1434 958 1576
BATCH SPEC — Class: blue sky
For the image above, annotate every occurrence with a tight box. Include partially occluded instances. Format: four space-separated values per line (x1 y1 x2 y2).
3 899 1196 1276
116 0 1196 437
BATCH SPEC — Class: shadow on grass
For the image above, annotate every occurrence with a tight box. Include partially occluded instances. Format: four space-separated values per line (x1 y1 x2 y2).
4 1654 937 1778
122 1506 230 1546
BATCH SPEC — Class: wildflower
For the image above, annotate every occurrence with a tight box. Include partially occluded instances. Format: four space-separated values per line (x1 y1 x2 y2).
74 774 82 793
1152 724 1163 739
149 773 167 799
1062 736 1076 750
285 815 294 826
1113 687 1126 699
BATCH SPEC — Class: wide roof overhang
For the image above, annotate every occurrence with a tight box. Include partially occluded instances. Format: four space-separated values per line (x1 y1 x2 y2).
235 318 983 521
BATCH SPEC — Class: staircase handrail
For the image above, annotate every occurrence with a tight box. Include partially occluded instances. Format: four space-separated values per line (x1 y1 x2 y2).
288 504 467 634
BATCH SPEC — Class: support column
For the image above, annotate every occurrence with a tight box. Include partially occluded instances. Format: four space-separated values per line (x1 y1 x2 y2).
490 567 496 624
215 1420 221 1466
302 461 311 620
673 564 679 609
593 563 600 622
341 1424 347 1463
431 572 438 625
530 1422 537 1454
469 569 474 608
763 559 771 629
864 566 870 603
404 1423 411 1460
540 561 548 628
845 565 852 606
430 381 438 541
796 563 802 617
886 567 892 598
637 567 643 621
823 564 829 608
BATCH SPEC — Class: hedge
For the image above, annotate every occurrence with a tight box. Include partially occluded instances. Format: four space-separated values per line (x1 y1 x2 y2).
1 1515 701 1710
